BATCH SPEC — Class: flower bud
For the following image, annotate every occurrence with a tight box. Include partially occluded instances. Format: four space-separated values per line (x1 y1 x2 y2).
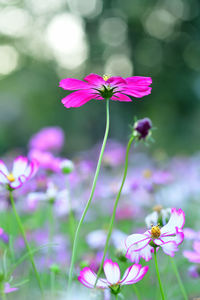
60 159 74 174
133 118 152 140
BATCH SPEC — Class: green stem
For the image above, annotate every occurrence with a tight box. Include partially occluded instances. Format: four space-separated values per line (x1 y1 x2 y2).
9 191 44 297
67 99 110 293
0 282 6 300
170 257 188 300
95 135 134 285
154 249 165 300
133 284 142 300
115 294 118 300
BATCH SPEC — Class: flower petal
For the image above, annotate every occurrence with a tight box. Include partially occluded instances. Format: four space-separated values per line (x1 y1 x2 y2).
59 78 90 90
161 208 185 234
125 76 152 85
103 259 120 285
84 73 105 86
121 87 152 98
24 159 39 179
160 241 178 256
12 156 28 178
120 264 141 285
0 160 9 176
125 233 151 250
110 93 132 102
183 250 200 263
78 267 108 289
0 171 8 184
61 90 95 108
107 76 126 86
193 240 200 254
126 244 153 263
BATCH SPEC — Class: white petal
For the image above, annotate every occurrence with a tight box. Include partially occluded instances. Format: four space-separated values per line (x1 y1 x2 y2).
120 264 141 284
126 233 151 249
161 208 185 234
160 242 178 256
0 172 8 184
103 259 120 285
12 156 28 177
0 161 9 176
78 267 108 289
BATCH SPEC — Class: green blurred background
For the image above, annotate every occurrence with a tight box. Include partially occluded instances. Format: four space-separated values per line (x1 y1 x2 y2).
0 0 200 156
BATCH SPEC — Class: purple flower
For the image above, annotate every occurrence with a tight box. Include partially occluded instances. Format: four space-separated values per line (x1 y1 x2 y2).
29 127 64 153
59 73 152 108
78 259 148 293
0 156 39 189
134 118 152 140
126 208 185 263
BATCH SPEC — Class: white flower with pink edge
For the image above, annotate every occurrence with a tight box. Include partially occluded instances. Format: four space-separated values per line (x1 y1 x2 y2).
0 156 39 189
126 208 185 263
78 258 148 295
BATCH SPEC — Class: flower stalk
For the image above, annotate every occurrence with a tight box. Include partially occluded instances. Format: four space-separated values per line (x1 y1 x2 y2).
154 249 165 300
9 191 44 297
95 135 134 285
170 257 188 300
67 99 110 293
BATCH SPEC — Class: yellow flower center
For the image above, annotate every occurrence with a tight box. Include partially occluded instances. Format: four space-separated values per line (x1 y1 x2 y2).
103 74 110 81
151 225 161 238
143 169 152 179
7 173 15 182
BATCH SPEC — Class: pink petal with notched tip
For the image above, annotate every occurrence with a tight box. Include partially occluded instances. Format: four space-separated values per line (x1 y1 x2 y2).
78 267 108 289
103 259 121 285
61 90 96 108
59 78 90 90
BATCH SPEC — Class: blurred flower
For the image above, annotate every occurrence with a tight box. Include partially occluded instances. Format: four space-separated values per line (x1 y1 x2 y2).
59 73 152 108
78 259 148 294
126 208 185 263
183 240 200 263
183 228 200 240
29 149 62 173
188 265 200 278
29 127 65 153
0 156 39 189
4 283 18 294
133 118 152 140
0 228 9 244
145 206 171 228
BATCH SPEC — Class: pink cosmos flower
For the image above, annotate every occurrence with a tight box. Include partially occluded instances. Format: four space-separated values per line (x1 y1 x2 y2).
29 149 62 173
4 283 18 294
0 156 39 189
183 240 200 263
78 259 148 294
29 127 65 153
126 208 185 263
59 73 152 108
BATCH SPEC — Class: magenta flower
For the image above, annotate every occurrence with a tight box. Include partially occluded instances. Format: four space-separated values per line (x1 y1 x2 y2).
126 208 185 263
0 156 39 189
59 73 152 108
29 126 65 153
183 240 200 263
29 149 62 173
78 259 148 294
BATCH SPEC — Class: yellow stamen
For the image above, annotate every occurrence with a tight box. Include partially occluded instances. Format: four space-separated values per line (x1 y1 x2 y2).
143 169 152 179
103 74 110 81
151 225 161 238
7 173 15 182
